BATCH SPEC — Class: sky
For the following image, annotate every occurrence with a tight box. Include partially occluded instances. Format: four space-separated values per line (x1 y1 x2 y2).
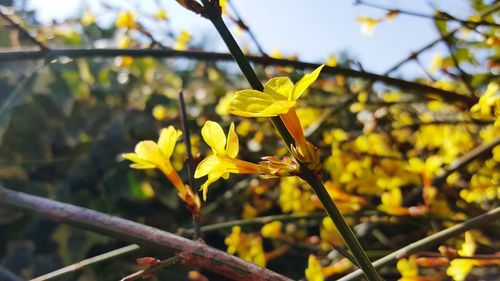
25 0 480 78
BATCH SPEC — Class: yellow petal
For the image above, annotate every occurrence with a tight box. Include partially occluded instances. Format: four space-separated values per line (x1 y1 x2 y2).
158 126 182 159
264 77 293 100
194 154 220 178
134 141 163 166
130 162 156 169
200 169 225 200
291 65 324 100
123 152 156 169
225 123 239 158
230 89 296 117
201 121 227 154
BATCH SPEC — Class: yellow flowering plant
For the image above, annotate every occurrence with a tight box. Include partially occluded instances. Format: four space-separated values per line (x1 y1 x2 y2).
230 65 324 176
123 126 200 216
195 120 300 199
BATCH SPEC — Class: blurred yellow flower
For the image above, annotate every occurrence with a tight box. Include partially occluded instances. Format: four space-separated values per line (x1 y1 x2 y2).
261 221 282 239
225 226 266 266
305 255 324 281
447 232 478 281
356 16 380 36
174 30 191 50
153 9 168 21
115 11 138 29
81 10 95 26
320 217 344 250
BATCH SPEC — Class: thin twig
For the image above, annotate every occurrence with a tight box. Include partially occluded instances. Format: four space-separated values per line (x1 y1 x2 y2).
178 90 202 240
435 136 500 184
0 8 48 50
337 207 500 281
415 251 500 260
120 256 180 281
0 48 478 107
383 1 500 75
355 0 500 27
31 245 141 281
0 187 291 281
226 0 268 56
436 26 475 96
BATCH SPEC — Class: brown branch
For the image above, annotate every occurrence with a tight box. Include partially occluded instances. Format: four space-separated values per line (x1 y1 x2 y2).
0 8 48 50
0 48 477 107
0 187 291 281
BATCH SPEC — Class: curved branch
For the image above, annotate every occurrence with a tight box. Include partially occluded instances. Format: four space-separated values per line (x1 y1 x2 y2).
337 206 500 281
0 48 477 106
0 187 291 281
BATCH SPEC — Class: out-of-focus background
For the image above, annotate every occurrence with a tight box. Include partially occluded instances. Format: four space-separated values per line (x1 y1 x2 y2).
0 0 498 280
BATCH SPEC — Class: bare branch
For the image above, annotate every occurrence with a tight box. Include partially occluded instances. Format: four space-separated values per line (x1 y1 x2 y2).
0 48 478 107
0 187 291 281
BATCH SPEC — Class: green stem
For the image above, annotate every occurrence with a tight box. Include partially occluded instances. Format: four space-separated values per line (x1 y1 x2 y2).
198 1 382 280
338 207 500 281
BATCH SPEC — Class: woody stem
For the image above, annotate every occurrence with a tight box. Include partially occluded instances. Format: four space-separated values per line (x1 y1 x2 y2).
199 1 382 280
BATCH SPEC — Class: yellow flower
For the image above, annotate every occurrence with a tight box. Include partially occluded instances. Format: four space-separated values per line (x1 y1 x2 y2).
320 217 344 250
378 188 409 216
230 65 324 174
447 232 477 281
397 255 440 281
153 9 168 21
81 10 96 26
356 16 380 36
123 126 199 211
305 255 324 281
230 65 324 118
261 221 282 239
195 121 261 200
174 30 191 50
224 226 266 266
115 11 138 29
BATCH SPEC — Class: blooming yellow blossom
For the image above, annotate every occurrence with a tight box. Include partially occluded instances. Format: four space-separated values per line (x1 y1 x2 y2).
230 65 324 174
122 126 199 213
115 11 138 29
195 121 261 200
230 65 324 118
305 255 324 281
